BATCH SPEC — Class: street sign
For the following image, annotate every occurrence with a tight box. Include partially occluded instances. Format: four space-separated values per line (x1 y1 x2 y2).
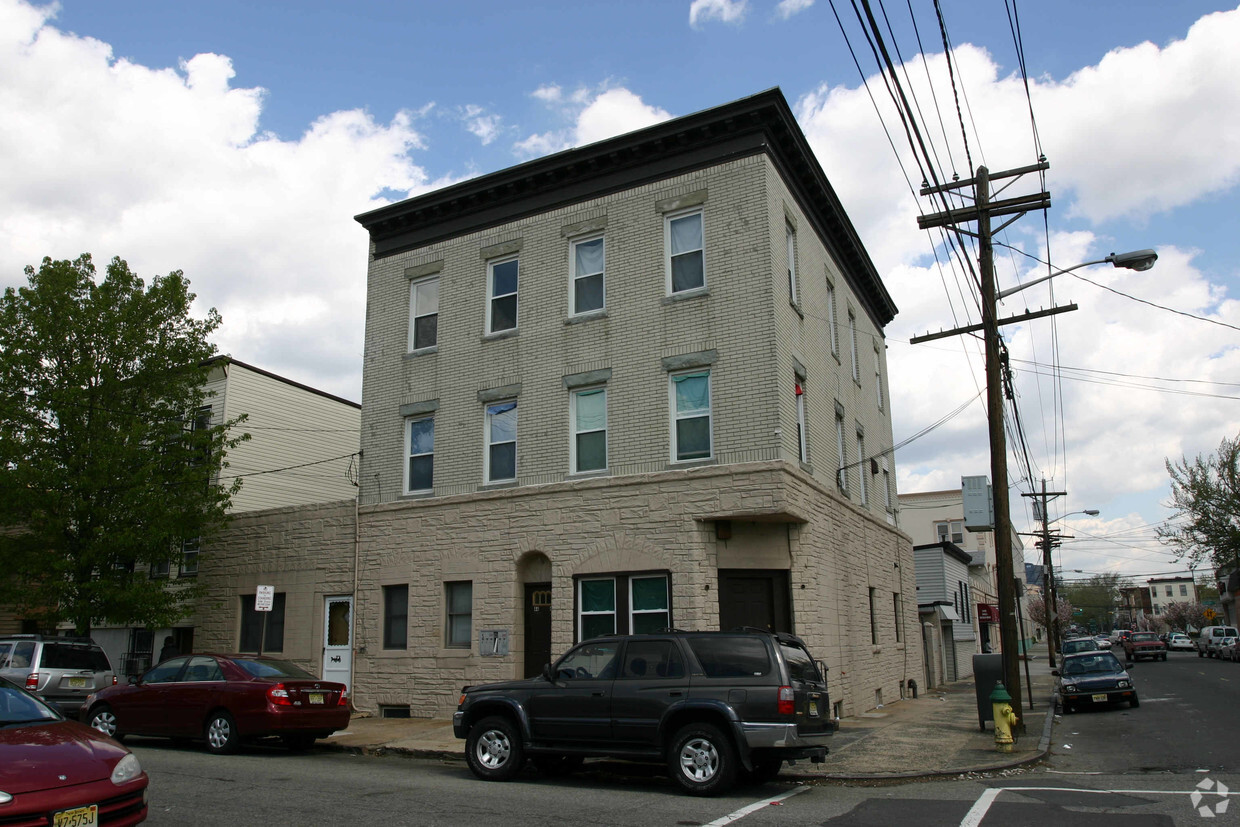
977 603 999 623
256 585 275 612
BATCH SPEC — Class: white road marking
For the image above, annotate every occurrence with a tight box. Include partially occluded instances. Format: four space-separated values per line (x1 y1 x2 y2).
702 786 810 826
959 785 1232 826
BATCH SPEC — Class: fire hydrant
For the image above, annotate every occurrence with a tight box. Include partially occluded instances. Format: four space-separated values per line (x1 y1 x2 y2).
990 682 1019 753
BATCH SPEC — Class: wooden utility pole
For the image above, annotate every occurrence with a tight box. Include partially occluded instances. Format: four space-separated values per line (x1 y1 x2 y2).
914 162 1054 734
1023 481 1066 662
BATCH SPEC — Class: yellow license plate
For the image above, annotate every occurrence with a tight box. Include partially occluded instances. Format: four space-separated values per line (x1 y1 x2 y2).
308 692 325 704
1091 694 1108 702
53 805 97 827
68 677 87 689
808 700 818 717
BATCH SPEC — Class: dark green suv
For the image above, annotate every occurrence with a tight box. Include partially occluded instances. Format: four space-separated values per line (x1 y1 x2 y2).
453 629 834 796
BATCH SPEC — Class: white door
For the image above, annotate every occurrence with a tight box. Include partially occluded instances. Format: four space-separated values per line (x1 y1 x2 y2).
322 596 353 693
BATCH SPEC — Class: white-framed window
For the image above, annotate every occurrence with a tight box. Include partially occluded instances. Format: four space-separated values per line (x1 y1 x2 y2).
485 401 517 482
405 416 434 493
826 278 839 355
179 537 200 577
874 343 884 410
487 256 518 333
856 431 867 504
577 574 671 641
666 209 705 293
670 370 712 461
936 520 964 544
849 310 860 383
571 387 607 473
445 581 472 648
835 412 847 491
1165 585 1173 597
786 222 797 304
795 378 807 463
570 235 605 315
408 276 439 351
1180 584 1188 596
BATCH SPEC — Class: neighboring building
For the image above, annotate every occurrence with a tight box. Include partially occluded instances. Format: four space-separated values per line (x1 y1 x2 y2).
899 486 1031 667
1148 575 1197 617
1218 566 1238 626
1118 585 1153 628
913 541 975 686
90 357 361 677
344 89 918 719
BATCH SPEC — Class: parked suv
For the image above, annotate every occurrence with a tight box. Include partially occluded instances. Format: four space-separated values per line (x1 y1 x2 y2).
0 634 116 717
453 629 834 796
1122 631 1167 662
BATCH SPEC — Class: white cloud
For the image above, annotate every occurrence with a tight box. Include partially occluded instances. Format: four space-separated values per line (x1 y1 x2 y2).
462 105 502 145
776 0 814 20
515 86 672 158
0 0 433 399
689 0 748 28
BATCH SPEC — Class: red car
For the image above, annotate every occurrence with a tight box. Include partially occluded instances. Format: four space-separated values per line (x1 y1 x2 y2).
0 676 148 826
81 654 349 754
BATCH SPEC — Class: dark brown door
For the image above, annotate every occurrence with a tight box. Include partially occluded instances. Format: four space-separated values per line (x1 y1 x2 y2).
524 583 552 678
717 570 791 633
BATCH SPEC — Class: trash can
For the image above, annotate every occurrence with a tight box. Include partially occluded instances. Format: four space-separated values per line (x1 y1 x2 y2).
972 653 1004 730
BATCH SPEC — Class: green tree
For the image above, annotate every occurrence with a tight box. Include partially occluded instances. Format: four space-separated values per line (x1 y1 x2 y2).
0 254 247 634
1061 573 1124 631
1158 435 1240 571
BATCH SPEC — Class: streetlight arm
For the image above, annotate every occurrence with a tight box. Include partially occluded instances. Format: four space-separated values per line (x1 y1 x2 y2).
997 249 1158 301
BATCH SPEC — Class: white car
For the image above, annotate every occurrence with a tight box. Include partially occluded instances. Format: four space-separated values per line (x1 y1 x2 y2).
1168 634 1194 651
1094 635 1112 649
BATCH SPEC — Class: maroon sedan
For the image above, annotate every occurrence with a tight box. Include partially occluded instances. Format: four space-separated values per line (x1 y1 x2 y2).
82 654 349 754
0 676 148 826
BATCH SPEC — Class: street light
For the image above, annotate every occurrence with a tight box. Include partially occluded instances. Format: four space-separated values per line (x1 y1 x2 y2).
997 249 1158 300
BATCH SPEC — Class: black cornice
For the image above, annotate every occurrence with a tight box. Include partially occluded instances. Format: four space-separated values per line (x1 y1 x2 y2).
355 89 897 327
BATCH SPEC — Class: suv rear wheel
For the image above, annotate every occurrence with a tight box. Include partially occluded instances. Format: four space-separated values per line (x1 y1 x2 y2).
668 722 737 796
466 716 525 781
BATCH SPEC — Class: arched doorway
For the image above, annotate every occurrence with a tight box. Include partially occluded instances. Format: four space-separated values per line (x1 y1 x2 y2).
518 552 552 678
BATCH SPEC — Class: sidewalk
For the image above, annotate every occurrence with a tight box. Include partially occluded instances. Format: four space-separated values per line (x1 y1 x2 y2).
322 658 1056 780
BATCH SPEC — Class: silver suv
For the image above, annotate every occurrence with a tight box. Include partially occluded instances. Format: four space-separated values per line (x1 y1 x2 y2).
0 634 116 717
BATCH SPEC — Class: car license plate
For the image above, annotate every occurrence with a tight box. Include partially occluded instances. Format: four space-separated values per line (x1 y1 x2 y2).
808 700 818 717
68 677 87 689
53 805 97 827
307 692 325 705
1091 694 1108 703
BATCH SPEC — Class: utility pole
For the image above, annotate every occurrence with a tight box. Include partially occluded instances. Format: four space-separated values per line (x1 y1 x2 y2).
914 161 1054 734
1023 480 1066 661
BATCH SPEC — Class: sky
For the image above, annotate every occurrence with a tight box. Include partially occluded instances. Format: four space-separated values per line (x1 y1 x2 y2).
2 0 1238 589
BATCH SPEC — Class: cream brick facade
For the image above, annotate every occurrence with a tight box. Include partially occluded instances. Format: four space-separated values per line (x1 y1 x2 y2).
350 91 920 718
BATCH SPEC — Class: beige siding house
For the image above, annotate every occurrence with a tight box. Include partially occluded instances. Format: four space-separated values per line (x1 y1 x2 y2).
90 358 361 676
347 90 920 719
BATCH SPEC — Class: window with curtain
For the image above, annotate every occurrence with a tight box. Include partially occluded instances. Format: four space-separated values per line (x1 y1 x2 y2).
667 211 704 293
671 370 711 461
572 387 607 472
579 578 616 639
486 401 517 482
571 236 605 314
630 575 670 634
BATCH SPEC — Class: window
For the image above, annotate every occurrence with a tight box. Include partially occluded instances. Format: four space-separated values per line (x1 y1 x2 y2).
487 256 518 333
671 370 711 461
239 592 285 653
785 223 797 304
795 379 807 463
571 387 607 473
666 210 704 293
446 581 473 648
571 235 605 314
874 344 884 409
936 520 964 544
577 574 671 640
383 585 408 649
881 457 893 512
405 416 434 492
868 587 878 644
620 639 684 679
849 311 860 382
826 279 839 355
835 412 847 491
485 401 517 482
856 431 867 504
1165 585 1173 597
150 559 170 579
1180 584 1188 596
893 592 903 643
180 537 199 577
408 276 439 350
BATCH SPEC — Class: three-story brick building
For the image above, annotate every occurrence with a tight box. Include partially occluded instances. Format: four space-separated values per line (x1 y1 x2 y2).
350 89 919 718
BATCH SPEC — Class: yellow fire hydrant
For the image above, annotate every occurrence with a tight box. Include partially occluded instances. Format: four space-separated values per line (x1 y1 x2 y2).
990 682 1019 753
